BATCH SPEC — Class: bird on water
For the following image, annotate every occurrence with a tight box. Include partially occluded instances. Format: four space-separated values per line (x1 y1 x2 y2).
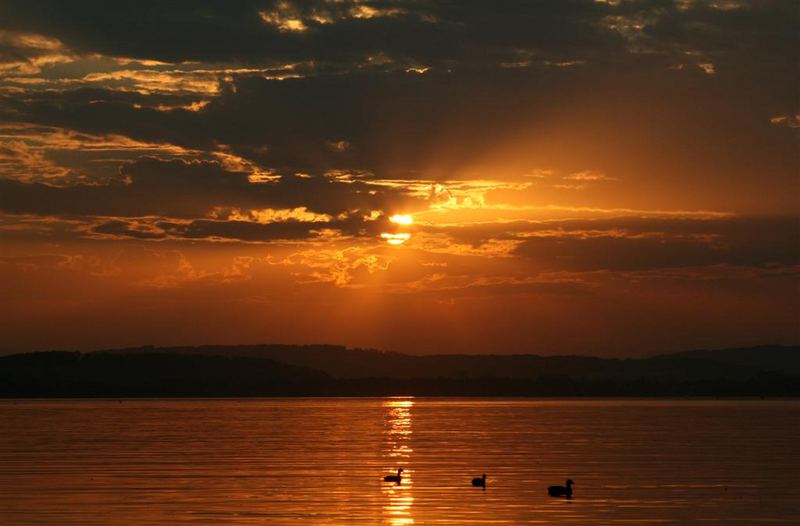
548 479 574 498
384 468 404 484
472 473 487 488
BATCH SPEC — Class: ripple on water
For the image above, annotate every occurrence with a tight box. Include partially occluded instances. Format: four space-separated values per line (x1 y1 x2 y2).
0 398 798 525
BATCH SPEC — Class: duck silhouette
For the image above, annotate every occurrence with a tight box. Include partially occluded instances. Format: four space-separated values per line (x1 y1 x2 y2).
384 468 404 484
548 479 574 498
472 473 487 488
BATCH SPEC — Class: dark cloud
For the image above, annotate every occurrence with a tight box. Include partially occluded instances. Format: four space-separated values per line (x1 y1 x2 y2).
93 219 166 240
4 64 794 191
2 1 795 71
409 215 800 272
0 0 796 243
510 216 800 271
0 156 419 219
0 1 795 188
90 217 337 243
0 1 625 65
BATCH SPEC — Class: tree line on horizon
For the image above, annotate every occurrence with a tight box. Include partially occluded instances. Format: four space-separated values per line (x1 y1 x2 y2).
0 344 798 397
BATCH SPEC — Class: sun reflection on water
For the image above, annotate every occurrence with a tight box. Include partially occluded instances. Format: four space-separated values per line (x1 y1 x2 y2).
382 397 415 525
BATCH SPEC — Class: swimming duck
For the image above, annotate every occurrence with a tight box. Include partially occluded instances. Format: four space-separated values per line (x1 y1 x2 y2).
384 468 404 483
472 473 487 488
548 479 574 498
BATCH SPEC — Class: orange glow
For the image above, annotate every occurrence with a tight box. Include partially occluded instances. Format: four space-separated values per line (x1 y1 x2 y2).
1 2 796 358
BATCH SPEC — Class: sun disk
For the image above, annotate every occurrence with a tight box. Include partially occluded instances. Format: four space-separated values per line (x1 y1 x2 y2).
381 232 411 245
389 214 414 225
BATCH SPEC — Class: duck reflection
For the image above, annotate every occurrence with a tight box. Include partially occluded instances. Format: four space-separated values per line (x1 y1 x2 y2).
382 398 414 525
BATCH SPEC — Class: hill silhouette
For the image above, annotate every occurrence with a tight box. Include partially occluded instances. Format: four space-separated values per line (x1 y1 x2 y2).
1 344 798 397
0 351 330 397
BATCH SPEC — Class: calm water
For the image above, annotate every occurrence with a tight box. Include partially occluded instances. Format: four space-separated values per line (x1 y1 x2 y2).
0 399 798 525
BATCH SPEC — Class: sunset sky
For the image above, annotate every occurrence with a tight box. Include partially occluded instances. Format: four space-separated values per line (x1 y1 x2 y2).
0 0 797 355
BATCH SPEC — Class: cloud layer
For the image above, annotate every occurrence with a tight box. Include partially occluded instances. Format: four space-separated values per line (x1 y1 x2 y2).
0 1 797 354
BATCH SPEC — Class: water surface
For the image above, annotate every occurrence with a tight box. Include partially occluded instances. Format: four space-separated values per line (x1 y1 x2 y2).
1 399 798 524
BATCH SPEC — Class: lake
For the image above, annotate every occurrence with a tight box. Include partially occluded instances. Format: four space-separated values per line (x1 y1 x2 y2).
0 399 797 524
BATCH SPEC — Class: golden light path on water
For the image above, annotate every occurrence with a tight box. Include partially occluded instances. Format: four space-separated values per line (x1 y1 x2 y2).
382 398 415 525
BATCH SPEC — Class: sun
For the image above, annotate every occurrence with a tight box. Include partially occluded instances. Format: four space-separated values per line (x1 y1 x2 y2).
381 233 412 246
389 214 414 225
382 214 414 245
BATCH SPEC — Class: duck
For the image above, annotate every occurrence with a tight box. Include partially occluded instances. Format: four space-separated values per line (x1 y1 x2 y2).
548 479 574 498
472 473 487 488
384 468 404 484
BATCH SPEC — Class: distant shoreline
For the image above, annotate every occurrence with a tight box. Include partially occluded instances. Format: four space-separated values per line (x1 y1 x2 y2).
2 345 798 398
3 396 800 401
